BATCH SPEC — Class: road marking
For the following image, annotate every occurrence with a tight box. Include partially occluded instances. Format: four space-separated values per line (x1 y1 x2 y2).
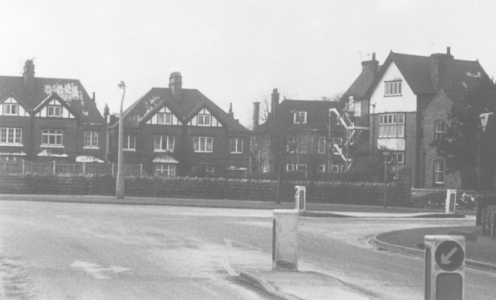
225 239 263 251
441 247 458 265
71 260 131 280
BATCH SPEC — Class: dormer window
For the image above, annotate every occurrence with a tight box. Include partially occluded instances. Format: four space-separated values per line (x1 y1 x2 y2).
198 114 211 126
47 105 62 117
4 103 18 116
384 80 402 97
158 112 173 125
293 111 307 124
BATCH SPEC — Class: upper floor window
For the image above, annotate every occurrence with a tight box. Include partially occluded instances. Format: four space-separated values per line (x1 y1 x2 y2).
230 138 243 154
298 136 308 154
434 160 445 184
287 136 296 153
434 120 446 141
3 104 18 116
379 113 405 138
193 136 213 152
293 111 307 124
42 129 63 146
286 163 294 172
384 80 402 97
317 164 325 173
332 137 343 146
197 114 211 126
124 134 136 150
318 137 326 154
47 105 63 117
84 131 99 148
158 112 173 125
0 128 22 145
154 135 175 152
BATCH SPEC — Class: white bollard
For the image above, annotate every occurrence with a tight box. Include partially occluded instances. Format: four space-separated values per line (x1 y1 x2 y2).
445 190 457 214
272 209 299 271
424 235 465 300
295 185 306 212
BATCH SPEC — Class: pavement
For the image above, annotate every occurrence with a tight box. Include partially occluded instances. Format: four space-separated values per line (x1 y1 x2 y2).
0 194 487 300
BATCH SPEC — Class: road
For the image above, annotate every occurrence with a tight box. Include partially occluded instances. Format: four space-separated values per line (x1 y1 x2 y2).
0 199 494 299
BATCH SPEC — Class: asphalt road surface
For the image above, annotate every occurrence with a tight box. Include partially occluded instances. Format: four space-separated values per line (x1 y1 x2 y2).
0 199 494 299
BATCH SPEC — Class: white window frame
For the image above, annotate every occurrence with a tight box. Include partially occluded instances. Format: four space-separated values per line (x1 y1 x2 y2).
317 164 325 173
47 105 63 117
155 163 176 177
287 136 296 153
434 160 445 184
193 136 213 153
3 103 18 116
384 80 402 97
434 120 446 141
286 163 294 172
332 137 343 146
297 164 307 172
83 131 99 149
41 129 63 147
230 138 243 154
197 114 211 126
154 135 175 152
331 165 340 173
0 127 22 145
158 112 173 125
379 113 405 138
293 111 307 124
124 134 136 150
318 137 326 154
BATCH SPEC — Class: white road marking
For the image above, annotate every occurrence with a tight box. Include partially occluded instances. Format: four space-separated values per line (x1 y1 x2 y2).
71 260 131 280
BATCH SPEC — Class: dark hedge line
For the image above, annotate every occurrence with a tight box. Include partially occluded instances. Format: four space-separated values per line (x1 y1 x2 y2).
0 173 406 205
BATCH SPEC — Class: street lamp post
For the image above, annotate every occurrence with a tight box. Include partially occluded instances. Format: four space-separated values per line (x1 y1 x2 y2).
116 81 126 199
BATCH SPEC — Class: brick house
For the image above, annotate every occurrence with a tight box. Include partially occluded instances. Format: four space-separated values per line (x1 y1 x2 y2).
250 89 360 179
347 48 492 188
0 60 106 163
108 72 250 177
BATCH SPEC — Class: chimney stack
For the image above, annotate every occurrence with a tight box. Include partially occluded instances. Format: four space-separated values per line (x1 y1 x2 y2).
169 72 182 101
253 102 260 130
361 52 379 76
23 59 35 92
104 104 110 123
430 47 454 91
228 103 234 118
271 88 279 114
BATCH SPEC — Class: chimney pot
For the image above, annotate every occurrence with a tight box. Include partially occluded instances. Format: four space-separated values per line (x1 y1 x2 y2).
253 102 260 130
23 59 35 91
271 88 280 114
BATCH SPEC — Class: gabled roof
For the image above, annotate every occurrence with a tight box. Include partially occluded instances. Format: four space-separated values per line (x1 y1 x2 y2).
364 51 488 98
33 92 79 118
114 87 248 132
341 68 380 101
0 93 32 114
0 75 104 124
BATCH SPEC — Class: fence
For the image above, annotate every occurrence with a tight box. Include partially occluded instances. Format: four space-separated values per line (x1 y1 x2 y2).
0 161 144 177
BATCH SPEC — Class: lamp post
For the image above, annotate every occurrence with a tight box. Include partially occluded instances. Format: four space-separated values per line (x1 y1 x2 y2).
383 151 390 209
116 81 126 199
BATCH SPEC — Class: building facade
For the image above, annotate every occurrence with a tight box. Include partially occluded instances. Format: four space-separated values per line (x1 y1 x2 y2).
108 72 250 177
0 60 106 163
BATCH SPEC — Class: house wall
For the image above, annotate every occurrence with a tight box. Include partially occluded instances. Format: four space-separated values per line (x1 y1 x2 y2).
78 124 106 161
32 117 79 161
0 114 32 160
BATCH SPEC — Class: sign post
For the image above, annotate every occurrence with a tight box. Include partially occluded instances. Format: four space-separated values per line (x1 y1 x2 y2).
445 190 457 214
272 210 299 271
295 185 306 212
424 235 465 300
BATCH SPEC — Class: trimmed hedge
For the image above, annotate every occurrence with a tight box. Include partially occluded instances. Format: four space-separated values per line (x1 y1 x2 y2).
0 173 405 206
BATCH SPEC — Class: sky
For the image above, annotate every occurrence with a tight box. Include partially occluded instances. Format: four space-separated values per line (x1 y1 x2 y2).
1 0 496 128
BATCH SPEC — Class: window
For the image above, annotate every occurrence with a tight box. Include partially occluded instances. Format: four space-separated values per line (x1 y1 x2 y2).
287 136 296 153
293 111 307 124
124 134 136 150
198 114 211 126
331 165 340 173
379 113 405 138
0 128 22 145
154 135 175 151
42 130 63 146
299 136 308 154
286 163 294 172
297 164 307 172
317 164 325 173
193 137 213 152
84 131 99 148
434 120 446 141
384 80 402 96
332 137 343 146
155 163 176 177
230 138 243 154
318 137 326 154
434 160 445 184
158 112 173 125
47 105 62 117
4 104 18 116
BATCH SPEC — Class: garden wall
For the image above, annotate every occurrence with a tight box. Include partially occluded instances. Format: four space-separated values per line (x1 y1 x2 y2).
0 174 406 206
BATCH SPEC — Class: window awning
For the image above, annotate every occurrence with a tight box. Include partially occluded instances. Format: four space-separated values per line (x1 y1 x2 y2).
76 155 104 163
153 154 179 164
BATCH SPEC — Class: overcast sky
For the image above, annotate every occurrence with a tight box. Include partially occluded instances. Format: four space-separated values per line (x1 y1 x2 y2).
1 0 496 128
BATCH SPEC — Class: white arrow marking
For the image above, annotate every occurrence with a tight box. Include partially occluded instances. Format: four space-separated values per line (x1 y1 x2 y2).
441 247 458 265
71 261 131 279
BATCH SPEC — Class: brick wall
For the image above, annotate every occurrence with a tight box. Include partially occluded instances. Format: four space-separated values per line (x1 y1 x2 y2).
0 174 405 206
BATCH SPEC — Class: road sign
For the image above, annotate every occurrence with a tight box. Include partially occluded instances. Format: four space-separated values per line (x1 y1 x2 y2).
435 240 464 271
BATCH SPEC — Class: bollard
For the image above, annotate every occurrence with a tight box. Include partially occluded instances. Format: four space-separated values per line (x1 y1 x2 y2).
295 185 306 212
424 235 465 300
272 210 299 271
445 190 457 214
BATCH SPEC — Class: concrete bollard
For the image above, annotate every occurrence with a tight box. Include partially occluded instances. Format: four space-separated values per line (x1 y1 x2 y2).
272 209 299 271
445 190 457 214
295 185 306 212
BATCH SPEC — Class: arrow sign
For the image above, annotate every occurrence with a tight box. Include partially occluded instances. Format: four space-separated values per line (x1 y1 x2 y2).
435 241 464 271
71 260 131 280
